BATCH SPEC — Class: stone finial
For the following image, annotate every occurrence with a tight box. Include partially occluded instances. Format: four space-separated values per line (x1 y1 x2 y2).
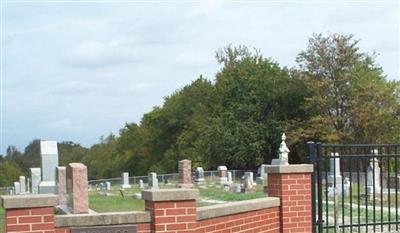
271 133 290 165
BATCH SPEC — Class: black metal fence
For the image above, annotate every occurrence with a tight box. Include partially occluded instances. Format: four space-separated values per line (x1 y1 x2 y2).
308 142 400 233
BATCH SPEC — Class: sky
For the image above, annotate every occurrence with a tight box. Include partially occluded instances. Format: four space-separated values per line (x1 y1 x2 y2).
1 1 399 154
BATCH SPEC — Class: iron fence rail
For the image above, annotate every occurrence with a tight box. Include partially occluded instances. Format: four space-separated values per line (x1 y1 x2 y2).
308 142 400 233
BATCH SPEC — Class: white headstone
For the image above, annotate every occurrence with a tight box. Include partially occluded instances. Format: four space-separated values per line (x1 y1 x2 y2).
245 172 255 186
39 140 59 193
138 179 144 189
14 182 21 194
121 172 131 189
328 153 342 187
256 164 268 184
367 152 381 194
217 166 228 184
30 167 42 194
271 133 290 165
227 172 233 184
195 167 205 183
106 181 111 190
19 176 26 193
148 172 159 189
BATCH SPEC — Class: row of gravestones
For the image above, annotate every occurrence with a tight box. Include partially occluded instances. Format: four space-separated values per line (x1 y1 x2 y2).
328 150 400 198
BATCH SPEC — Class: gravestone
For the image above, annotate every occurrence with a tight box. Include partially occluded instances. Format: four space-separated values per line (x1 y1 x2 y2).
138 179 144 189
148 172 159 190
256 164 268 184
367 156 381 195
39 140 59 193
106 181 111 190
343 177 350 197
241 174 253 193
195 167 205 183
121 172 131 189
328 153 342 187
19 176 26 193
30 168 42 194
217 166 228 184
56 166 67 206
27 178 31 193
14 182 21 194
234 184 241 193
177 159 193 188
271 133 290 165
244 172 255 186
227 172 233 184
99 183 106 194
66 163 89 214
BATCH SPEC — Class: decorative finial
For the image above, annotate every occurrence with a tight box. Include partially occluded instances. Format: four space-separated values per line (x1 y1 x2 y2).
271 133 290 165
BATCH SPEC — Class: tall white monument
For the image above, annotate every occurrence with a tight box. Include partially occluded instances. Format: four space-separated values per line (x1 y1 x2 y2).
39 140 59 193
328 153 342 187
367 150 381 195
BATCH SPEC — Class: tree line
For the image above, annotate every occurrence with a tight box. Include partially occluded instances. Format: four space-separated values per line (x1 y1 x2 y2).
1 33 399 186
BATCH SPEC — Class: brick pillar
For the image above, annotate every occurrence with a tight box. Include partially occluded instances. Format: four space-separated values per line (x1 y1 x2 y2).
265 164 313 233
142 189 198 233
1 194 57 233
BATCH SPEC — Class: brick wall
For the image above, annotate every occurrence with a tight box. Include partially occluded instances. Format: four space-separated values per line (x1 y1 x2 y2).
267 172 312 233
5 207 55 233
54 223 151 233
197 207 280 233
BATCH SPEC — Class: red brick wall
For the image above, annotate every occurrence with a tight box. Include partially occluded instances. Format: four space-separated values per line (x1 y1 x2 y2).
145 200 197 232
267 173 312 233
5 207 55 233
197 207 280 233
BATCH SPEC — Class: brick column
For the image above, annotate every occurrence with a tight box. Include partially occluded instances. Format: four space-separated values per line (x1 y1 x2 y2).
1 194 57 233
142 189 198 233
265 164 313 233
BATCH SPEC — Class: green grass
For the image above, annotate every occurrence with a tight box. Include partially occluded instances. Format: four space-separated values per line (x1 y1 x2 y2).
87 183 266 212
0 207 4 233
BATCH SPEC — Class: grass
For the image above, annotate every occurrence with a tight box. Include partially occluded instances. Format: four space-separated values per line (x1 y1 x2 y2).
87 182 267 212
0 207 4 233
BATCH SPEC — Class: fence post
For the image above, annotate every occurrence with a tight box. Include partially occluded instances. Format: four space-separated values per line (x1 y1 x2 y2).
1 194 57 233
142 188 198 233
265 164 314 233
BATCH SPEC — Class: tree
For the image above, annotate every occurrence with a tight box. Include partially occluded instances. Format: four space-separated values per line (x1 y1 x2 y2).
291 33 400 144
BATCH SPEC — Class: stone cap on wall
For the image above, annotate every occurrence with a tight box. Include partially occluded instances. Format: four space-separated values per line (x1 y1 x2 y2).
265 164 313 174
197 197 280 220
142 188 199 201
55 211 151 227
1 194 57 209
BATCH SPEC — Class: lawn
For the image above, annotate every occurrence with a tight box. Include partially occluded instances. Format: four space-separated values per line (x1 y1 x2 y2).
88 182 266 212
0 207 4 233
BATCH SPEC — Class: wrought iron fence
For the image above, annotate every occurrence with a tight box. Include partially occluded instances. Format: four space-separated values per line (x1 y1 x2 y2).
308 142 400 233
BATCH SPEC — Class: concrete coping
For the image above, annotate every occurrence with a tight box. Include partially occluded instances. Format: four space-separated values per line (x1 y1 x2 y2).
1 194 57 209
55 211 151 227
265 164 313 174
142 188 199 202
196 197 280 220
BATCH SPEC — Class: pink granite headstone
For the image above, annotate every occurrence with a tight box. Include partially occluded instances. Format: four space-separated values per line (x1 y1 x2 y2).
56 166 67 206
177 159 193 188
66 163 88 214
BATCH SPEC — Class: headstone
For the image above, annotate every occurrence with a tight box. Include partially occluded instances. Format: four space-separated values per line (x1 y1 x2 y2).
56 166 67 206
227 172 233 184
39 140 59 193
106 181 111 190
19 176 26 193
138 179 144 189
367 154 381 194
244 172 255 186
133 193 142 199
328 153 342 187
99 182 106 194
195 167 205 183
256 164 268 184
223 185 230 192
271 133 290 165
31 167 42 194
148 172 159 190
177 159 194 188
27 178 31 193
66 163 89 214
121 172 131 189
241 174 253 193
14 182 21 194
234 184 241 193
217 166 228 184
343 177 350 197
